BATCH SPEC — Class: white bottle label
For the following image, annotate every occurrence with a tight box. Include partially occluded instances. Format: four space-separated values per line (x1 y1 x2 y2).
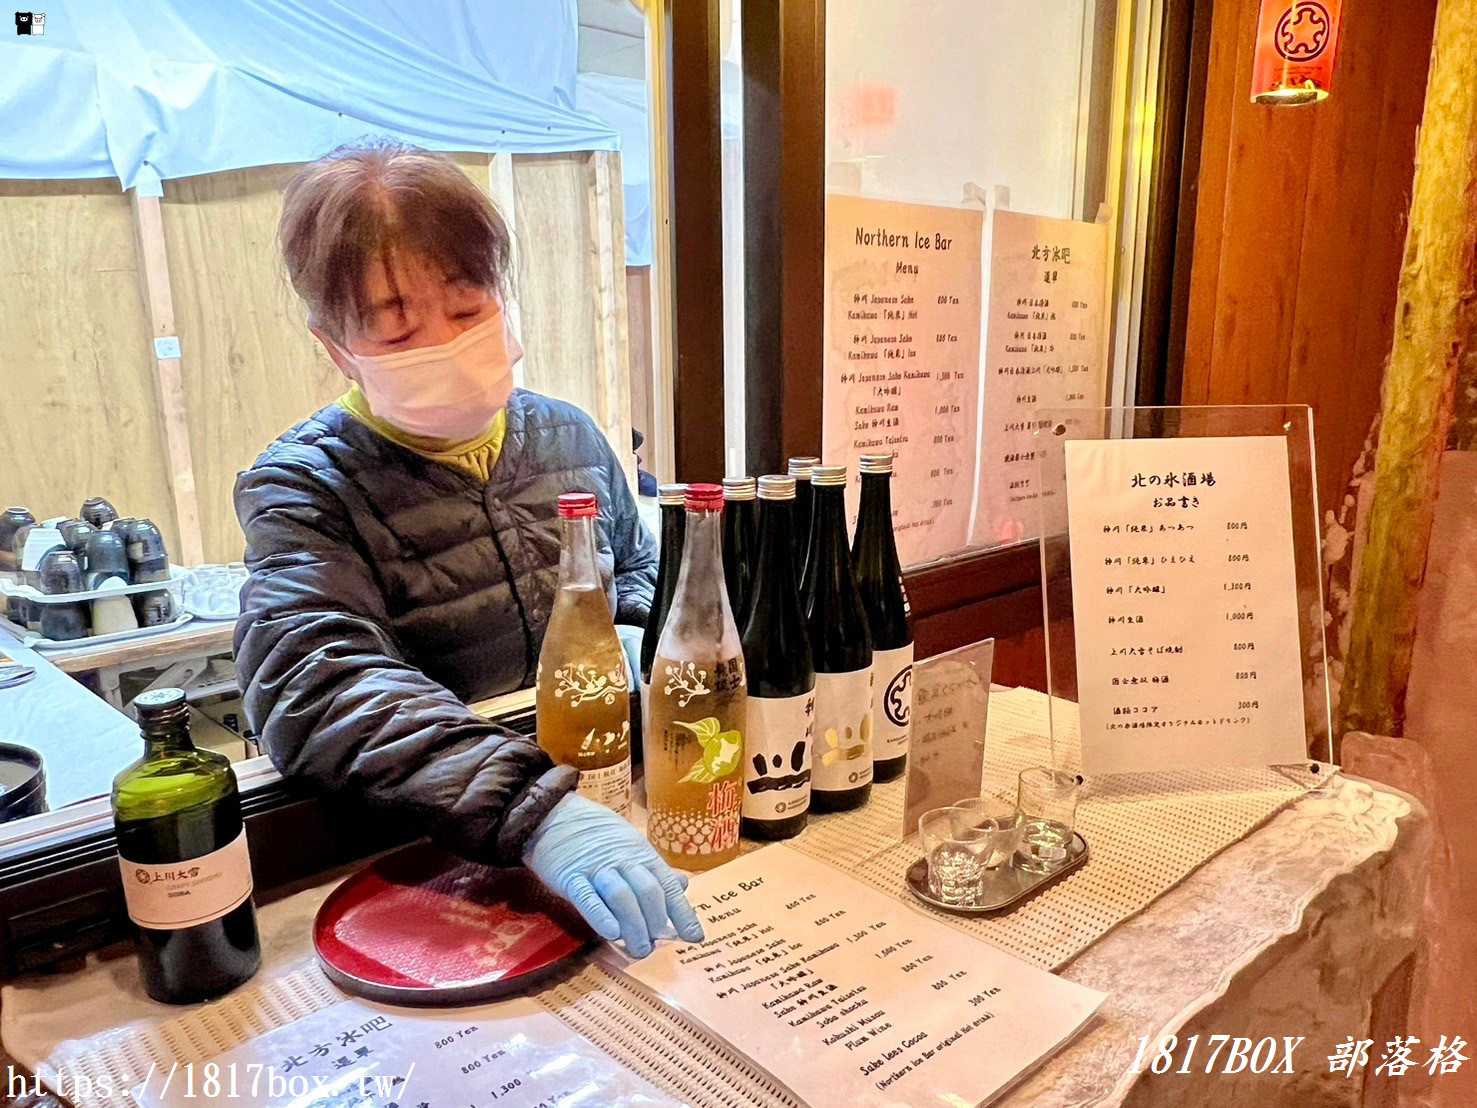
872 644 915 761
811 667 874 792
119 828 253 931
742 692 815 821
577 756 632 817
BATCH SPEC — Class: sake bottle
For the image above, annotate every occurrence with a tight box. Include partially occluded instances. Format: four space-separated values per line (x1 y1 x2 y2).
113 689 260 1004
721 476 758 625
851 453 914 783
804 464 874 811
639 483 688 701
536 493 632 815
739 476 816 839
787 456 820 585
646 484 746 870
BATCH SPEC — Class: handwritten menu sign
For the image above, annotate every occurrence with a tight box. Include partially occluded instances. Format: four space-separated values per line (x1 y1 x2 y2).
610 846 1104 1107
1064 436 1308 774
902 638 994 836
975 211 1109 547
822 194 984 566
136 997 675 1108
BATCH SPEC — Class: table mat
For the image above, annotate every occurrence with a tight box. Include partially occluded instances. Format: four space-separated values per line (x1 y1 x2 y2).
786 687 1316 970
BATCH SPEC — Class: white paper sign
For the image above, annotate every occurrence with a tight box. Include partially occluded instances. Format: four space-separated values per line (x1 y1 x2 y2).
134 996 676 1108
822 194 985 566
610 845 1104 1108
975 211 1109 547
1064 435 1308 773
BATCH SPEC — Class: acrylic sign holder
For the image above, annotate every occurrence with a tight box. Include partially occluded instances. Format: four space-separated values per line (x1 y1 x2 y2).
1032 405 1334 778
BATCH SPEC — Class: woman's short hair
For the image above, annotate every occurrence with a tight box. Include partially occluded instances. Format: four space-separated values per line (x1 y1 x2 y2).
279 141 512 340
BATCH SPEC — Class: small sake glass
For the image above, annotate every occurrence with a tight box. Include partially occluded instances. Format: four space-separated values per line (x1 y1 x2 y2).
1016 767 1080 873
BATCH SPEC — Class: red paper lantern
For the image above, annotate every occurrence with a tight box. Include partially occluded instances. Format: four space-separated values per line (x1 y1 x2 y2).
1251 0 1343 105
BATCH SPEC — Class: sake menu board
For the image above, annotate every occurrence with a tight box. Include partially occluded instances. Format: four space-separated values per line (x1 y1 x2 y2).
822 194 984 566
974 211 1109 547
1064 435 1308 774
610 845 1105 1108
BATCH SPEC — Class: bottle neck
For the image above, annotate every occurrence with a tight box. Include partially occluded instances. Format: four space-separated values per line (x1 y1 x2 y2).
671 508 726 615
752 497 796 600
557 514 600 590
141 719 196 758
807 485 849 595
660 503 686 559
855 472 901 570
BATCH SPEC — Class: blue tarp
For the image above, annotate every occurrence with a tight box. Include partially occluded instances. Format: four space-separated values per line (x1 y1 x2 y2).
576 71 650 267
0 0 619 195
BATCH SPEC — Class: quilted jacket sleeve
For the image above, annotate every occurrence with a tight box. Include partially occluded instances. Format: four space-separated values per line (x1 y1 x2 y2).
233 458 576 864
601 439 659 627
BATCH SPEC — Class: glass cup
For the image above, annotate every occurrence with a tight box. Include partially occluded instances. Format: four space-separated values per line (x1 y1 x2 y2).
918 795 1022 906
1016 767 1079 873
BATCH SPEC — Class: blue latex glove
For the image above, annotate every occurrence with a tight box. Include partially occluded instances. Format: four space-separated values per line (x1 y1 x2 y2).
523 793 705 957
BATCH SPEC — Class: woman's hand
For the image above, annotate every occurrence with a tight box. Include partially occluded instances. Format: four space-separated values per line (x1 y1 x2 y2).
522 794 706 957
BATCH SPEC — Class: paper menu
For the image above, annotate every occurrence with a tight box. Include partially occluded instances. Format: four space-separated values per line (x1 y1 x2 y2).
975 210 1109 547
1063 435 1308 774
609 845 1105 1108
822 193 985 567
133 996 676 1108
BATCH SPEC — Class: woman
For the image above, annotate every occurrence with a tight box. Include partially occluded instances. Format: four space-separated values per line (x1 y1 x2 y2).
233 143 700 957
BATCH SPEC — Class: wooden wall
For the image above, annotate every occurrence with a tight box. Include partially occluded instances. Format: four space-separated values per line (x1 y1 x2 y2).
0 152 632 564
1183 0 1438 512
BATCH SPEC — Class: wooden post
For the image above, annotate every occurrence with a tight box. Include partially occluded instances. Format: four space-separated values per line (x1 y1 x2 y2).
130 190 207 568
1337 0 1477 743
487 153 527 390
586 150 637 491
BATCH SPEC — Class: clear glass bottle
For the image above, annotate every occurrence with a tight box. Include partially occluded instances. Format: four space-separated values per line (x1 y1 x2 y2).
113 688 260 1004
536 492 632 815
851 453 914 783
646 484 747 870
739 476 816 840
804 464 874 811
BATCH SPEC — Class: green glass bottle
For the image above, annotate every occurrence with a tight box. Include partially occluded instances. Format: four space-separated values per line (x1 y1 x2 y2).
113 688 260 1004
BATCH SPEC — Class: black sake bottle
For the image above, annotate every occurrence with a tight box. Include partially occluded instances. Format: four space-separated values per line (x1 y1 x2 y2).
851 453 914 783
803 464 874 811
739 476 816 839
113 689 260 1004
640 484 688 691
721 476 758 626
787 456 819 586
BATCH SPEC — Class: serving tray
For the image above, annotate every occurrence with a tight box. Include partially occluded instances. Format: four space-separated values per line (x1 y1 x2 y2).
905 832 1090 916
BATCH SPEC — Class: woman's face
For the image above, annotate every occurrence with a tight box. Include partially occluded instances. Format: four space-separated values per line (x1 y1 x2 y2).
313 250 519 371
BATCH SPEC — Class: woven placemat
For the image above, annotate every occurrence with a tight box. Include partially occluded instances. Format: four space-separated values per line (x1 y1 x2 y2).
787 687 1314 969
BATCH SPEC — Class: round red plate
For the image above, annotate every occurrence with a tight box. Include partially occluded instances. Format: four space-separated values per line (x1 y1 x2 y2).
313 841 593 1006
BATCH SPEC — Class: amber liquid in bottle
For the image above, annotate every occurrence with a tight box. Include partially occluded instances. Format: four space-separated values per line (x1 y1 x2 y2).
645 484 747 870
536 494 632 815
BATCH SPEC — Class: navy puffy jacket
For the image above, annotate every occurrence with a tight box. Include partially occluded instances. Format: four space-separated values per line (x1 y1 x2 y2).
233 389 657 863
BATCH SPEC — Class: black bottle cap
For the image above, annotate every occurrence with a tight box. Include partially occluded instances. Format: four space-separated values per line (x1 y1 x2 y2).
135 688 188 727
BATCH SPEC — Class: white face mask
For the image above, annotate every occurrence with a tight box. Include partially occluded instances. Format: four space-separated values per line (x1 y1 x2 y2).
340 309 517 441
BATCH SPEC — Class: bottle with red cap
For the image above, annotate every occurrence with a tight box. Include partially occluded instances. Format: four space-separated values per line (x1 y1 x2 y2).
646 483 747 870
535 492 632 815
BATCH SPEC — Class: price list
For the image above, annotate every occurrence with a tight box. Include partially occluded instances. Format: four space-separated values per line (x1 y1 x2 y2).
975 210 1109 547
822 194 984 566
1063 435 1309 774
612 846 1104 1108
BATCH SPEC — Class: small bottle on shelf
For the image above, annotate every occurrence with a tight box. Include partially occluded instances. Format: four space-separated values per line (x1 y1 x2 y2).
113 688 261 1004
535 492 633 816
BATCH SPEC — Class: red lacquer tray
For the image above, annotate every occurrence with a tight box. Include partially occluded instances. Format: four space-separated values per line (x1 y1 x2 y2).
313 841 593 1006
